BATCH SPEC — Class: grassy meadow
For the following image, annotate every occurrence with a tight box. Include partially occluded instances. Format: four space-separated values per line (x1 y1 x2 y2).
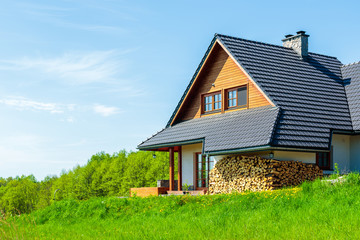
1 173 360 239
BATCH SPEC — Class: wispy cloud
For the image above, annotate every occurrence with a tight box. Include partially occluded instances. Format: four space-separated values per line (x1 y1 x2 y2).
0 97 72 114
0 96 122 118
93 104 121 117
0 50 124 85
56 21 125 34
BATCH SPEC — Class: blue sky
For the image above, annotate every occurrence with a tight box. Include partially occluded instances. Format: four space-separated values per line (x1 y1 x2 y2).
0 0 359 180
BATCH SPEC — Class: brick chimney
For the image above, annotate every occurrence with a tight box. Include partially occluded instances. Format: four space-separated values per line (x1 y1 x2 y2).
282 31 309 59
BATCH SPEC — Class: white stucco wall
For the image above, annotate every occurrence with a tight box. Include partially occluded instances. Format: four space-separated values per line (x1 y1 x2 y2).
211 151 316 164
332 134 350 173
273 151 316 164
350 135 360 171
181 143 202 187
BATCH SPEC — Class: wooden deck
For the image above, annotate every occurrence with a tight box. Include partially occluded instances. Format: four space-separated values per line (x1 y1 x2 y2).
130 187 169 197
130 187 206 197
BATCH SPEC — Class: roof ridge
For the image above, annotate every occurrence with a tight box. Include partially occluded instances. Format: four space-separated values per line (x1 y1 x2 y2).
342 61 360 68
215 33 339 60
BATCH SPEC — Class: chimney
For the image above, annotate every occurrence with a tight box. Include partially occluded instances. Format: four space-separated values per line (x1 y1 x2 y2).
282 30 309 58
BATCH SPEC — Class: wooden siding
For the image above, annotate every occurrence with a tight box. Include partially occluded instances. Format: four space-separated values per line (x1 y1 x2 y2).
176 43 271 122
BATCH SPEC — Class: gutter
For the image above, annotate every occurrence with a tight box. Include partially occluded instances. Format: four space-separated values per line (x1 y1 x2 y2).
206 145 330 156
137 138 204 151
332 130 360 135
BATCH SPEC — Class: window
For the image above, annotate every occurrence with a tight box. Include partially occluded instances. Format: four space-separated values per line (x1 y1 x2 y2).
316 152 331 170
226 86 247 109
202 92 221 113
195 153 215 188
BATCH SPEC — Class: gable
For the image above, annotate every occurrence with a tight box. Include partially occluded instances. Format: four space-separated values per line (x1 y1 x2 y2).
171 42 272 124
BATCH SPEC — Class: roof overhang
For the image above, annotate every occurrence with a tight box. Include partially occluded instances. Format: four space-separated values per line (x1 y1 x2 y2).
138 138 204 151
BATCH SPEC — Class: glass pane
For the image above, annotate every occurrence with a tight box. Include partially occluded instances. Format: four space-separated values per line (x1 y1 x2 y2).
214 102 219 109
232 99 236 106
318 153 329 167
209 96 212 103
238 87 247 106
228 99 232 107
197 180 202 188
209 161 215 170
205 103 212 111
214 94 218 101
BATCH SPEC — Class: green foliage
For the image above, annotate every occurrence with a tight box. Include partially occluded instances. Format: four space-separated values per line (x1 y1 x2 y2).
182 182 191 191
5 176 360 239
334 162 340 176
0 176 39 214
0 150 172 214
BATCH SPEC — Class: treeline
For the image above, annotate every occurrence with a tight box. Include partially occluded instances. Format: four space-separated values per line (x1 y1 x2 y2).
0 150 176 214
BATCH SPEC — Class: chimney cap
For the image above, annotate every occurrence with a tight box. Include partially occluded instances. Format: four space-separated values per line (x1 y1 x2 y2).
297 30 306 35
285 34 293 38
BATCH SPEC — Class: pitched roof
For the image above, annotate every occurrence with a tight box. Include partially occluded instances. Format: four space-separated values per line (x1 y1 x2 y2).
216 34 352 149
139 33 357 152
138 106 279 153
342 62 360 130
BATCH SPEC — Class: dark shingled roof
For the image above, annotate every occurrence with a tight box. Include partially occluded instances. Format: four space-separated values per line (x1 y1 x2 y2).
138 106 279 153
215 34 352 149
139 33 358 152
342 62 360 130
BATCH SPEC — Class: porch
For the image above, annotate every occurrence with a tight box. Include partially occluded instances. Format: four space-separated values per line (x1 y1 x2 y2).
131 143 212 197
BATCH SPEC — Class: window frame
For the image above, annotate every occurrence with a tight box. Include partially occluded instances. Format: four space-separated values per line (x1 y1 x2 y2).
201 91 222 114
194 153 215 189
316 151 331 170
225 85 248 110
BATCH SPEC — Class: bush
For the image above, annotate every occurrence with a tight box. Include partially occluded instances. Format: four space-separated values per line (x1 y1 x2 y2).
0 150 173 214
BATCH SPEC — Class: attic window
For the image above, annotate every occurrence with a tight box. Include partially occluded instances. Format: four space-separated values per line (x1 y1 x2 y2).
226 85 248 109
202 91 221 113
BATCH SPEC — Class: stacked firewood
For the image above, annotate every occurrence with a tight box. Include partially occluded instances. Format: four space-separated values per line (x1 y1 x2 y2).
208 155 323 194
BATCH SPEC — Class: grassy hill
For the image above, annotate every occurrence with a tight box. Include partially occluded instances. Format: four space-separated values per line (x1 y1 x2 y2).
2 174 360 239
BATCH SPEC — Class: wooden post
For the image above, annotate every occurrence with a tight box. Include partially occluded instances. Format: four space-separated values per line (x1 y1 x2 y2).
178 146 182 191
169 147 174 191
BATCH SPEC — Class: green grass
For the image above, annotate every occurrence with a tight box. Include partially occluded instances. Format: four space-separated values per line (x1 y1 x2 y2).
2 173 360 239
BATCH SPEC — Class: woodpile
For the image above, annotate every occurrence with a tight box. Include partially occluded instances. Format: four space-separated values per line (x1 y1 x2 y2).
209 155 323 194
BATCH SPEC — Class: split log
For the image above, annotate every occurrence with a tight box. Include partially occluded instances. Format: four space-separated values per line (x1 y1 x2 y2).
208 155 323 194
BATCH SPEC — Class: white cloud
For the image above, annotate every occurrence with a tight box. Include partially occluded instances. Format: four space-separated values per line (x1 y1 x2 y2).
0 50 127 85
60 116 75 123
93 104 121 117
0 96 121 118
0 97 71 114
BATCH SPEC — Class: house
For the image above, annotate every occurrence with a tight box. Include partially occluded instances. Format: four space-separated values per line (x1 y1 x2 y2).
138 31 360 192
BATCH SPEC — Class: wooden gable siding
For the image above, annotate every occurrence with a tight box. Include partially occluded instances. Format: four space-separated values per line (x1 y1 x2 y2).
175 43 271 123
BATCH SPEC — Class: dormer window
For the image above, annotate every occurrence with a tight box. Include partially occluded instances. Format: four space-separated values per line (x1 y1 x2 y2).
202 91 221 113
226 85 247 109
